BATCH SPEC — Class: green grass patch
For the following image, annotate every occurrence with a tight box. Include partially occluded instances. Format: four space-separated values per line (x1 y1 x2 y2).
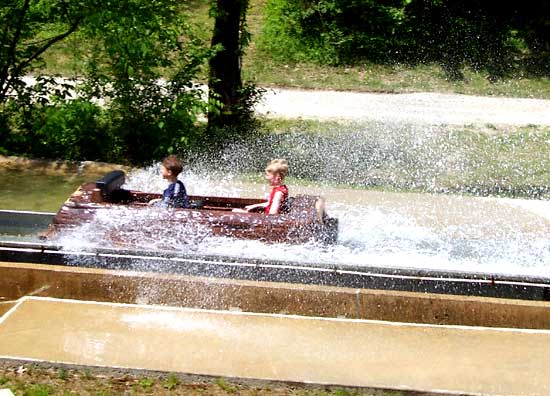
24 384 55 396
242 57 549 98
163 373 179 390
224 118 550 199
138 377 155 388
0 365 401 396
215 377 237 393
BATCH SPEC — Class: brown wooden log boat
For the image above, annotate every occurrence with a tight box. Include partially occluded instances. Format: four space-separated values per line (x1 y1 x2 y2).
44 170 339 245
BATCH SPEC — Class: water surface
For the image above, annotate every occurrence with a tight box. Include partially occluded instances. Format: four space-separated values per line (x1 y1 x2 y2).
53 165 550 279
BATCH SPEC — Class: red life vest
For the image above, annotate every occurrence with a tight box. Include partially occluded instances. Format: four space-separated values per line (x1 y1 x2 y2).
265 185 288 214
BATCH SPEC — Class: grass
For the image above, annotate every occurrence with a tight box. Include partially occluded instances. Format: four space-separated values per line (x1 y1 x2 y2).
0 365 407 396
34 0 549 99
243 58 550 99
222 119 550 199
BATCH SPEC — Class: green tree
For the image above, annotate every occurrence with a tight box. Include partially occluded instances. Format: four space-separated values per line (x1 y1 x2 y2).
80 0 213 163
1 0 215 164
260 0 548 80
0 0 89 104
259 0 407 65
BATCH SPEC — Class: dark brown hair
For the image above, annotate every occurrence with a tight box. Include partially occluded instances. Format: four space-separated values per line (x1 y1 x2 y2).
162 155 183 176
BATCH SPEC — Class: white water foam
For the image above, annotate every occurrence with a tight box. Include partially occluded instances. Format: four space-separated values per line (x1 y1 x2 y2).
56 167 550 278
123 164 249 198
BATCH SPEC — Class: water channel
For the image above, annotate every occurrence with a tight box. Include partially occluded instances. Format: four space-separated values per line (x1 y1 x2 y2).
2 151 549 280
2 116 550 394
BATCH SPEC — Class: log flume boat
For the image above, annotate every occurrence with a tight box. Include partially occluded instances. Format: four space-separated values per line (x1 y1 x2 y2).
44 170 339 245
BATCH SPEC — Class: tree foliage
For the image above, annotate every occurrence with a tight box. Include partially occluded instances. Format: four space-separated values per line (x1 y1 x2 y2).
79 0 214 163
0 0 90 103
259 0 549 79
0 0 218 164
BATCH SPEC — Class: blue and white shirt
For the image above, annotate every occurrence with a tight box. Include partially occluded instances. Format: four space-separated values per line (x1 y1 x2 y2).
162 180 190 208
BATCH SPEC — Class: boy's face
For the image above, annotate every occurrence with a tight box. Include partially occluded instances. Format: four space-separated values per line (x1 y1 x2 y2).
265 170 282 186
161 165 172 179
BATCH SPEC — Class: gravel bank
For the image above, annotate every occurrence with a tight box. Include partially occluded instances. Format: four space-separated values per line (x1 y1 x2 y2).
20 76 550 126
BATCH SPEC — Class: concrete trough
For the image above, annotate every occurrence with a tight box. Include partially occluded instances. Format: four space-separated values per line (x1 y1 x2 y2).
2 258 550 330
2 239 550 395
2 295 550 396
2 239 550 301
0 210 54 236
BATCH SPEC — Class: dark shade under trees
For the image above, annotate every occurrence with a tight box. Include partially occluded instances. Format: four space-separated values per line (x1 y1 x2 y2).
260 0 549 80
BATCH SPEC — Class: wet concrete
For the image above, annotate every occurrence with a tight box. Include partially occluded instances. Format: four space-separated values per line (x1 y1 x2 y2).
0 303 16 317
1 296 550 396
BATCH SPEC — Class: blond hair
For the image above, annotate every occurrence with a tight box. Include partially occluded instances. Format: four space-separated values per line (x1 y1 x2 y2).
265 158 288 178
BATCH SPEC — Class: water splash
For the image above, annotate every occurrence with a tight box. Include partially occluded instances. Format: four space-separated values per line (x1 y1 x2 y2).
123 163 248 198
57 205 212 252
53 120 550 278
55 163 550 278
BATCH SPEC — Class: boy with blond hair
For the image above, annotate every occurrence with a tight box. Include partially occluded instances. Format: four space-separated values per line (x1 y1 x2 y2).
235 159 289 215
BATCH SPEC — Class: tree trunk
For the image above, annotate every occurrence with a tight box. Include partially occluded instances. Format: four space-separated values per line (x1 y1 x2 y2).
207 0 247 129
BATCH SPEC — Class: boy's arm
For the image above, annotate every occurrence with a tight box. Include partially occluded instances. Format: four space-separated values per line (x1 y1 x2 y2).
148 198 162 206
267 191 284 215
245 201 268 211
232 201 267 213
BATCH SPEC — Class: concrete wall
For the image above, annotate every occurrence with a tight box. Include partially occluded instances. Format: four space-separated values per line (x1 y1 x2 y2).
2 261 550 329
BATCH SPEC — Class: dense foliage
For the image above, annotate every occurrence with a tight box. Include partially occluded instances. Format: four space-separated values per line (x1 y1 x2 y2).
1 0 547 164
259 0 549 80
0 0 230 164
0 0 90 103
79 0 214 163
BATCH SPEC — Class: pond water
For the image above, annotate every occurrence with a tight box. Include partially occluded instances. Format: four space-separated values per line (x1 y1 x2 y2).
0 167 106 212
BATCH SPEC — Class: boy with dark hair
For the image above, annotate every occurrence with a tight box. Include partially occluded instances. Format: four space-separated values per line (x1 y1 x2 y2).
149 155 190 208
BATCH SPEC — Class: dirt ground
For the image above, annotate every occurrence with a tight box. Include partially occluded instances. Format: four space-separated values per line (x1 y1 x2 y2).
0 362 410 396
19 77 550 126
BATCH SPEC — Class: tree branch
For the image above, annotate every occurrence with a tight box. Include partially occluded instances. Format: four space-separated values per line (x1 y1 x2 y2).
0 0 31 101
12 17 82 78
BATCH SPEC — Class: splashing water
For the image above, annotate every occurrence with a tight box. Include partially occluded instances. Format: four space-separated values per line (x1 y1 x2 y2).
123 163 247 198
56 162 550 279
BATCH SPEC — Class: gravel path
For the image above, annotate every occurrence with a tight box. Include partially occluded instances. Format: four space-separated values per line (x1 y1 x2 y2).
19 76 550 126
255 88 550 126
